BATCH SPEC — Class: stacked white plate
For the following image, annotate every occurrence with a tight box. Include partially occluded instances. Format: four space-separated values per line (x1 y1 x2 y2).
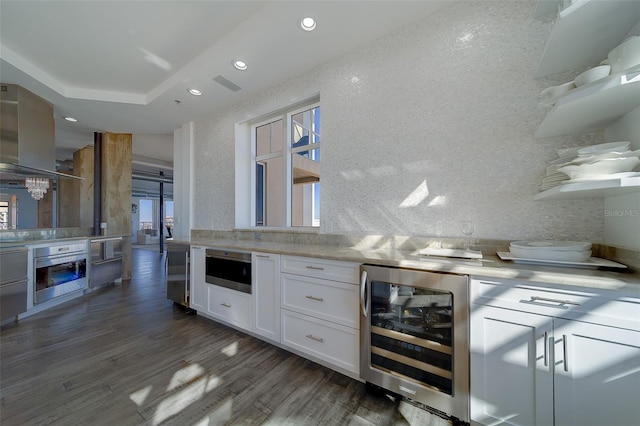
509 240 592 262
539 142 639 191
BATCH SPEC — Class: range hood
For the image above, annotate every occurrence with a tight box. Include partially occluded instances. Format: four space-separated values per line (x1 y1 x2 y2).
0 83 80 181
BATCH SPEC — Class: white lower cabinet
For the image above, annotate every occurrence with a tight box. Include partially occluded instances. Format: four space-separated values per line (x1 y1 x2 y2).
281 309 359 373
206 284 251 331
252 252 280 342
470 277 640 426
280 255 361 377
189 246 206 312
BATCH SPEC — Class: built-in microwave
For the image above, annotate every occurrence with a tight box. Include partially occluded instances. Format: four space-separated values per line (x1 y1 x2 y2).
205 249 251 294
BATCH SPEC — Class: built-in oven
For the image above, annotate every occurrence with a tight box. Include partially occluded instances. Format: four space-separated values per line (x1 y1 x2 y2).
360 264 469 424
34 242 88 304
205 249 251 294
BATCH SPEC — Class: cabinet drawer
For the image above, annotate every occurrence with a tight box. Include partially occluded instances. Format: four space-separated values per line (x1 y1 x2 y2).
281 309 359 374
471 277 640 331
207 284 251 331
281 255 359 284
282 273 359 328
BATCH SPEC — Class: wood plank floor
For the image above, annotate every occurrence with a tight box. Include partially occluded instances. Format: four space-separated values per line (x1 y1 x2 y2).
1 248 451 426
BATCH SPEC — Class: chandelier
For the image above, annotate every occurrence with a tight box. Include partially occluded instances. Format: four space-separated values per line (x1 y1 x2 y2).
25 177 50 200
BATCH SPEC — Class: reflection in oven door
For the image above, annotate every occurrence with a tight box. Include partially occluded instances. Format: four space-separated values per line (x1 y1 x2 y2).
34 244 88 304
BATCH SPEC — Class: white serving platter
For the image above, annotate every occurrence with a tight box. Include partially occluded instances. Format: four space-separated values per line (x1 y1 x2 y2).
497 252 627 269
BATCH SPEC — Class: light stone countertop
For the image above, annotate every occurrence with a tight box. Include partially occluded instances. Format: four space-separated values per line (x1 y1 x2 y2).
174 237 640 294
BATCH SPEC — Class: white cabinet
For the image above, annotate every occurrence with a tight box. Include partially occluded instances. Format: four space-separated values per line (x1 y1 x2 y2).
470 276 640 426
252 252 280 343
189 246 206 312
206 284 252 331
280 255 361 377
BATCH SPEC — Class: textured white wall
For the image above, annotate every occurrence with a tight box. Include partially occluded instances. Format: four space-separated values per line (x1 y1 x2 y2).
193 0 605 242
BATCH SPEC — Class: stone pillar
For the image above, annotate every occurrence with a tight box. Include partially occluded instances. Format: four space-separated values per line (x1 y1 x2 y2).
37 187 53 228
57 175 80 228
101 132 132 280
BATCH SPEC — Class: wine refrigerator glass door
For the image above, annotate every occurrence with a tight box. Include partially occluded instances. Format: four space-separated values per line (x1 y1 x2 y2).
360 264 469 422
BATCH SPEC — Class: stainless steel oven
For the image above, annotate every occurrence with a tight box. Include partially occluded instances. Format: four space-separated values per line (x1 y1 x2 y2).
360 264 469 423
34 242 88 304
205 249 251 294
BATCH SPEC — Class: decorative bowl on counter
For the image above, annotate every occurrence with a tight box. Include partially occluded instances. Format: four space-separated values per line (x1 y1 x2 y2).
574 65 611 86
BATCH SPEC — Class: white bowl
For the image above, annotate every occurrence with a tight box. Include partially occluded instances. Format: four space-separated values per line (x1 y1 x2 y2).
574 65 610 86
540 81 575 106
510 240 592 251
608 36 640 74
577 141 631 156
557 157 640 179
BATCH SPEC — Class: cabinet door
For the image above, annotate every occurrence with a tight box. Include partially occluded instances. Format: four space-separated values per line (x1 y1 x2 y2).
470 305 553 426
189 246 206 312
554 319 640 426
252 252 280 342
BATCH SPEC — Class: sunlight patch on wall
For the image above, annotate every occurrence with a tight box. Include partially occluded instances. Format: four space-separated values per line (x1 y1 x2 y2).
340 169 366 180
368 165 397 177
428 195 447 207
399 180 429 208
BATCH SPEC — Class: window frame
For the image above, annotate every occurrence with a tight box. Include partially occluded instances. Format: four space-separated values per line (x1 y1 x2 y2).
250 99 320 229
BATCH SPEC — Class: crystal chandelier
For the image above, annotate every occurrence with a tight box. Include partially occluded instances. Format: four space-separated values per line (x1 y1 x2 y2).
25 177 50 200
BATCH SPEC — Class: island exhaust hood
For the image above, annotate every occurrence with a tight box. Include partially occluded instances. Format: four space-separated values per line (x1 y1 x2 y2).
0 83 81 186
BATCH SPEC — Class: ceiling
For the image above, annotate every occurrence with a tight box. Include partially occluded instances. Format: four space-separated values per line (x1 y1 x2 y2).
0 0 447 175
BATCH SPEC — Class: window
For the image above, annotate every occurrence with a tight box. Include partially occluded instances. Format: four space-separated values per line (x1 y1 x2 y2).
253 102 320 227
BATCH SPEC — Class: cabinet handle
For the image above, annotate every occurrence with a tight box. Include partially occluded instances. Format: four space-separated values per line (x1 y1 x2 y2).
562 334 569 372
521 295 582 308
360 270 369 317
256 254 270 258
305 334 324 343
306 265 324 271
305 295 324 302
543 331 548 367
221 302 231 308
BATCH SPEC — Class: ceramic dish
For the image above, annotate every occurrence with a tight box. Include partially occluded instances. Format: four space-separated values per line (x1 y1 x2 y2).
577 141 631 156
497 252 627 269
509 247 591 262
557 157 640 179
574 65 610 86
539 81 575 106
510 240 592 251
608 36 640 74
560 172 640 183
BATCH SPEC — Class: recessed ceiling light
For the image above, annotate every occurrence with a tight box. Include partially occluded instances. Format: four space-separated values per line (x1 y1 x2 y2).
300 17 316 31
188 88 202 96
233 60 248 71
63 116 77 122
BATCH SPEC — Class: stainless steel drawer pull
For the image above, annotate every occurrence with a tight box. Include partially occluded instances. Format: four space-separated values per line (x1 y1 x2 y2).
305 295 324 302
256 254 270 258
306 265 324 271
528 296 581 306
562 334 569 372
220 302 231 308
58 247 70 252
305 334 324 343
543 331 548 367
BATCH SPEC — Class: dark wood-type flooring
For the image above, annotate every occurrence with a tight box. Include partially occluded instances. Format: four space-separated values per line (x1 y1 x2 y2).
1 248 450 426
